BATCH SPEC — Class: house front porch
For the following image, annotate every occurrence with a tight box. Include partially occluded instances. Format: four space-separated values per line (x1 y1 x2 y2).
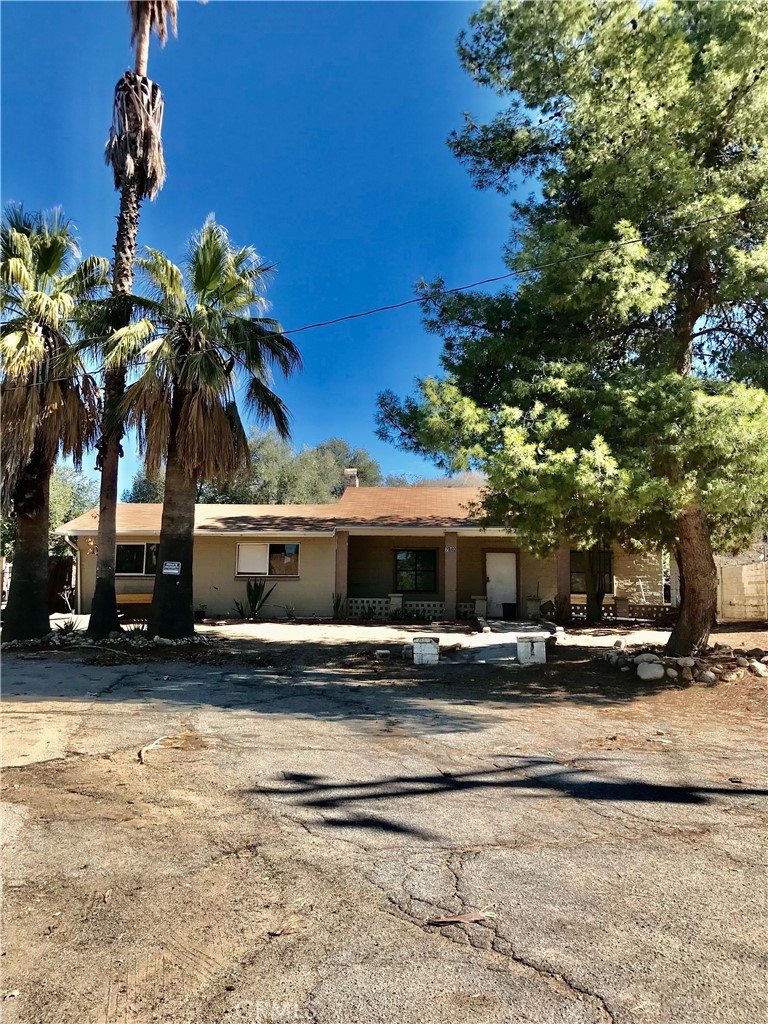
335 531 566 621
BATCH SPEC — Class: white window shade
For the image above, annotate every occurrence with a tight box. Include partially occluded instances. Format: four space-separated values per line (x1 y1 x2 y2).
237 543 269 575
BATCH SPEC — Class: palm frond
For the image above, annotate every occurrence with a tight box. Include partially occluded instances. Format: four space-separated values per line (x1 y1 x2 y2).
226 316 302 377
122 371 172 477
129 0 178 47
137 248 185 306
1 256 33 291
119 218 300 485
186 216 229 299
244 377 292 439
105 71 166 199
102 317 156 368
0 205 102 502
58 255 111 299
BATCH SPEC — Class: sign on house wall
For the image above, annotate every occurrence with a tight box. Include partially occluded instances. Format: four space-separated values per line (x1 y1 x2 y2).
162 561 181 576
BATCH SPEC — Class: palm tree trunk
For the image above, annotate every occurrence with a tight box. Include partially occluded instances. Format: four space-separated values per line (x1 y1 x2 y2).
134 4 151 77
665 506 717 656
88 181 141 637
147 433 196 639
3 456 51 641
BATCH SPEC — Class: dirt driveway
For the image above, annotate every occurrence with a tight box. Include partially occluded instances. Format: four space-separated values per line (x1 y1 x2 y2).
2 623 766 1024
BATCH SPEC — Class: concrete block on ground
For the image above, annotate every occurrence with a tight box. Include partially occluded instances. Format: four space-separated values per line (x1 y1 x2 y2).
413 636 439 666
516 636 547 665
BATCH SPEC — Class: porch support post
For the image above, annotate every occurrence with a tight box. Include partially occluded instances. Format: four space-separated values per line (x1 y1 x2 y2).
444 531 458 620
555 542 571 621
335 530 349 604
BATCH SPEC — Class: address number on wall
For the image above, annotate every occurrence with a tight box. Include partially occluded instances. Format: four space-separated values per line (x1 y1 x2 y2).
445 546 456 553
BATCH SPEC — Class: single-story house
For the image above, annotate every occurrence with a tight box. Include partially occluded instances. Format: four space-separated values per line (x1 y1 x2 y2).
57 477 664 620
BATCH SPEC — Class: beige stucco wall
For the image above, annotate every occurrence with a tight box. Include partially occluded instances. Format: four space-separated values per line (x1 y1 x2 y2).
77 534 336 617
76 531 664 618
718 562 768 621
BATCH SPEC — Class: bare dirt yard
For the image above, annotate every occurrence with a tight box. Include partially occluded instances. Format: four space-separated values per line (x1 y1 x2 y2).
2 621 766 1024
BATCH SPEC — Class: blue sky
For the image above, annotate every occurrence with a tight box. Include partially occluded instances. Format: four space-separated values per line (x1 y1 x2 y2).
2 0 510 488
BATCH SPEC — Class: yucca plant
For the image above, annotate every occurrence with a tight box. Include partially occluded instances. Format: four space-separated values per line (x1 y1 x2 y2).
245 578 276 619
99 218 301 638
89 0 178 639
1 204 107 640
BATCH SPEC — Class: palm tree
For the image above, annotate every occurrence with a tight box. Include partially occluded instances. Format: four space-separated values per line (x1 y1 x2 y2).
102 218 301 638
1 205 107 640
89 0 177 638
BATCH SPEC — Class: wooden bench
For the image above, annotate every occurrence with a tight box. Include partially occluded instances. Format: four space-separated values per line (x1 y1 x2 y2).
117 593 152 620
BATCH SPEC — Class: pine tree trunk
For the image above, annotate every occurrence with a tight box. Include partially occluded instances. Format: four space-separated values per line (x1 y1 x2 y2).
147 440 196 640
665 507 717 656
88 181 141 637
3 460 51 641
584 546 605 622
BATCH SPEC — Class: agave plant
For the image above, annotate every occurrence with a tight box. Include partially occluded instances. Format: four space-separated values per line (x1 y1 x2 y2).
89 0 178 639
99 217 301 639
1 205 108 640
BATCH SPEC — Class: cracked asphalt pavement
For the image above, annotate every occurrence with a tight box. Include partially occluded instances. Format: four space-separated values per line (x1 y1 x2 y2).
1 639 766 1024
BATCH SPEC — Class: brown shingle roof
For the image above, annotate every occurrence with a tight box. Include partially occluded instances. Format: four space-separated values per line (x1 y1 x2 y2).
58 503 340 535
56 488 484 535
336 487 483 528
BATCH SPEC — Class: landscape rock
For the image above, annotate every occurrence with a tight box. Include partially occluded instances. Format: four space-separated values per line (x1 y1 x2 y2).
748 660 768 678
736 657 749 667
721 670 743 683
665 667 678 679
634 653 661 664
681 667 694 681
698 670 717 685
637 661 666 681
676 657 696 668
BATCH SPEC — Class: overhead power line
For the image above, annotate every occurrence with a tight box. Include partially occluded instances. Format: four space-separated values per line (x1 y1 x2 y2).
2 200 765 391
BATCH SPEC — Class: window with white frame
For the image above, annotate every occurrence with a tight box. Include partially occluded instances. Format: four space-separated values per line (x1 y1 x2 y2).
115 543 159 576
236 542 300 577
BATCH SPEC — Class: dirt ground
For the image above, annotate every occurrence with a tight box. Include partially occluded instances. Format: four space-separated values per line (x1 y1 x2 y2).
2 621 766 1024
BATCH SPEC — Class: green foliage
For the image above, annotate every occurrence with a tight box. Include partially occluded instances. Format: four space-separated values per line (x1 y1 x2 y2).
1 204 107 508
384 368 768 556
122 468 165 503
49 466 99 555
198 430 397 504
1 464 99 558
234 578 276 621
80 217 301 487
55 616 80 635
331 591 346 619
378 0 768 569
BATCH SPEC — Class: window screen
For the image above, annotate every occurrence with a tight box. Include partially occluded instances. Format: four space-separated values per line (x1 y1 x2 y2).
395 549 437 592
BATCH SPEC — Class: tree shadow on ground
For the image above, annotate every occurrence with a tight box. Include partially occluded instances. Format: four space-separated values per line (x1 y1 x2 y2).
245 756 768 841
2 644 737 737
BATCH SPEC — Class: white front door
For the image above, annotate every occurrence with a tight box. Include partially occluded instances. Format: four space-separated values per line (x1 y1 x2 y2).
486 552 517 618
